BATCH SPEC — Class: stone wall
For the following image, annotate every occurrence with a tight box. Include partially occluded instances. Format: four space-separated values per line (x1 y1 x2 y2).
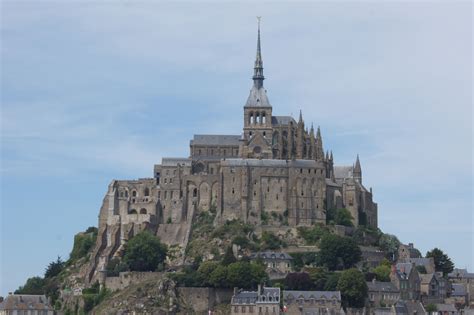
105 272 163 291
177 287 234 313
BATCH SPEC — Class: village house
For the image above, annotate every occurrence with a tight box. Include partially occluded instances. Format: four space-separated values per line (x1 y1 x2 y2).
231 285 280 315
0 294 54 315
249 251 293 280
448 269 474 304
367 279 400 307
282 290 343 315
390 263 421 301
398 243 422 261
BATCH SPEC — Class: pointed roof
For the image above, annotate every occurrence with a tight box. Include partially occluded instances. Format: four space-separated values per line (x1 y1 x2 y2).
354 154 361 173
245 17 271 108
298 110 303 123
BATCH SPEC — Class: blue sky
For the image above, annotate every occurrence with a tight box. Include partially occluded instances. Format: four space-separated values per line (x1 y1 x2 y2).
1 1 472 295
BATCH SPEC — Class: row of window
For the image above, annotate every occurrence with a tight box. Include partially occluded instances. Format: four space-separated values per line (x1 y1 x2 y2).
195 148 239 156
119 188 150 198
233 305 277 314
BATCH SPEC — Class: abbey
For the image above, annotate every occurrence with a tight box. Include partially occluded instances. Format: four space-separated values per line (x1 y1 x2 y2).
86 24 377 282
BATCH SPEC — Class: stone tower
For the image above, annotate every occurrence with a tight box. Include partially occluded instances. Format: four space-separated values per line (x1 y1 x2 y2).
241 18 273 159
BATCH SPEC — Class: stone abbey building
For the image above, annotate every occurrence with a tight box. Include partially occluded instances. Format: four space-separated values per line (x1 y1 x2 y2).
87 24 378 283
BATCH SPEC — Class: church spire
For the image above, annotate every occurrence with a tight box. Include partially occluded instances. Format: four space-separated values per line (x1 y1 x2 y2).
354 154 362 183
253 17 264 89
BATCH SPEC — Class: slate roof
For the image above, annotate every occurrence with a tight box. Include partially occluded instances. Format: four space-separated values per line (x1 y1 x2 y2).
0 295 53 311
448 268 474 279
451 283 467 296
190 134 241 146
393 300 426 315
245 86 271 107
436 304 457 312
334 166 353 180
394 263 415 280
367 281 399 292
161 158 192 166
250 251 293 261
283 290 341 301
232 287 280 305
405 258 433 267
222 158 319 168
272 116 296 126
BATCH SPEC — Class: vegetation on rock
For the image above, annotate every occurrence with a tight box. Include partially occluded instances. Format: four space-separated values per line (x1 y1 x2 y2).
337 268 368 308
123 231 168 272
317 234 361 270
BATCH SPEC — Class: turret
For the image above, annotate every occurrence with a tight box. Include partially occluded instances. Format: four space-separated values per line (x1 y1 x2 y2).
353 154 362 183
315 126 324 161
309 124 316 159
296 110 305 158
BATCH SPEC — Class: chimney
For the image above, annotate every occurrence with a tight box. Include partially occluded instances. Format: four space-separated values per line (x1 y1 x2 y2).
258 284 262 295
372 278 376 284
233 287 238 296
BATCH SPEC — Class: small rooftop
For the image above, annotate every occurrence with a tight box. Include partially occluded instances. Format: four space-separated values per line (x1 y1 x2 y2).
283 290 341 301
0 294 53 311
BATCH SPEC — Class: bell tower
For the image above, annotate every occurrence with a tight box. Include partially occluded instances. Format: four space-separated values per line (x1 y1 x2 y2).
241 17 273 159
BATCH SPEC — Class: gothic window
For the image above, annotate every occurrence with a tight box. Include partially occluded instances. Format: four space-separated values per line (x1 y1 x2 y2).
253 146 261 154
262 114 266 124
170 191 174 199
263 131 266 137
193 188 198 198
132 190 137 197
164 191 168 199
120 192 124 197
125 190 128 198
144 188 150 196
164 178 167 184
129 209 137 214
170 178 173 184
140 208 147 214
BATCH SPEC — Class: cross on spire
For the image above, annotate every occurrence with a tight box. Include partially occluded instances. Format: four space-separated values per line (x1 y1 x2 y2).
253 16 265 89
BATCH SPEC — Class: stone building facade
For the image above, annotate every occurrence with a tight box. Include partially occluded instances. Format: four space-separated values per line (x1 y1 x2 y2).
86 23 378 283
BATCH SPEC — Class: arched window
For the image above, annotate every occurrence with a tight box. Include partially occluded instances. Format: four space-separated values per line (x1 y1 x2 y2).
132 190 137 197
129 209 137 214
250 113 254 124
193 188 198 198
140 208 147 214
262 113 266 124
144 188 150 196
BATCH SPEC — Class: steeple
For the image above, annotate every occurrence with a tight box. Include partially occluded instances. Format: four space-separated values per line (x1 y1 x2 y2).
354 154 362 183
315 126 324 161
298 110 303 124
253 16 264 89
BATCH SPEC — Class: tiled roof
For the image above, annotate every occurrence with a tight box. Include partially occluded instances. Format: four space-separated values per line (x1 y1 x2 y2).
0 295 53 311
190 134 241 146
436 304 457 312
283 290 341 301
367 281 399 292
250 251 293 261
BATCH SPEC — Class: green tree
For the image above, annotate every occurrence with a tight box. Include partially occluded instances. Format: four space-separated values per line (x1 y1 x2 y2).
221 246 237 266
426 248 454 276
425 303 437 314
197 261 219 286
337 269 368 308
306 267 330 290
123 231 168 272
45 256 65 279
15 277 46 295
226 262 264 289
324 272 341 291
209 265 228 288
284 272 313 290
317 235 361 270
69 229 98 262
334 208 354 227
373 265 391 282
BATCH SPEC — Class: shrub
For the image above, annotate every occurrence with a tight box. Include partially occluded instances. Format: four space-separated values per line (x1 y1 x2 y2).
123 231 167 272
297 225 330 245
69 230 97 262
261 231 286 250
